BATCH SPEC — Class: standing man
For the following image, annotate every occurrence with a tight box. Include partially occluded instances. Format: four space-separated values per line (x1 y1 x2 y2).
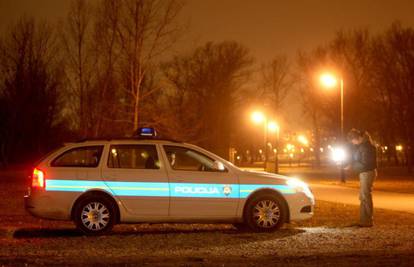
347 129 377 227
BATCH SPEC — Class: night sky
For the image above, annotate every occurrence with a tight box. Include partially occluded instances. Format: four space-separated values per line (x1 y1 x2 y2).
2 0 414 60
2 0 414 130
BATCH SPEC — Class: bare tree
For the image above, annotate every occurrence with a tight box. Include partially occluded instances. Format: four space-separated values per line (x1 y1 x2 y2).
90 0 122 137
371 22 414 171
160 41 253 158
296 47 332 167
259 55 292 115
62 0 94 137
0 17 63 165
115 0 183 133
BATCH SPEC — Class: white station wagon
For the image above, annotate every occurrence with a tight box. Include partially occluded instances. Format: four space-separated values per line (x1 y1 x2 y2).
25 131 314 235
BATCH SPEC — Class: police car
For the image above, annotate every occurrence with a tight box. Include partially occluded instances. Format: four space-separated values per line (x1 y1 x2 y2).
25 128 314 235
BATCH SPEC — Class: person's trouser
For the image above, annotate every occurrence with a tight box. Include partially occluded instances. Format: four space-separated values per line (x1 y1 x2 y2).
359 170 377 225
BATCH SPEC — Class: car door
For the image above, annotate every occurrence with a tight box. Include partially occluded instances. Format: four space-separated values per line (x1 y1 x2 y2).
162 145 239 219
101 143 169 217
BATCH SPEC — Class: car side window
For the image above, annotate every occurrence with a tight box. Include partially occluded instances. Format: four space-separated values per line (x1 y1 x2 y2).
163 145 227 172
108 145 160 169
51 146 103 168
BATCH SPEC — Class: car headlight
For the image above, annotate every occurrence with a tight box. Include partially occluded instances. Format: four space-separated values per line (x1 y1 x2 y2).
286 178 313 198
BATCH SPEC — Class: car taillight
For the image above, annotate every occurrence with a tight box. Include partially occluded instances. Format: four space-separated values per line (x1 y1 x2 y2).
32 168 45 188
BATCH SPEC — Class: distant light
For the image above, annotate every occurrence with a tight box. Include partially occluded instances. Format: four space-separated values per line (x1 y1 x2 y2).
297 135 309 146
320 73 338 88
236 156 241 160
331 146 347 163
286 143 294 151
320 147 324 153
289 153 294 158
259 149 263 154
273 148 277 153
268 121 280 133
300 148 305 153
396 145 403 151
251 111 265 124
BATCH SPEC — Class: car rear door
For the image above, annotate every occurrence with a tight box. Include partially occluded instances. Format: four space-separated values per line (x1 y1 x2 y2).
101 143 169 217
162 145 239 219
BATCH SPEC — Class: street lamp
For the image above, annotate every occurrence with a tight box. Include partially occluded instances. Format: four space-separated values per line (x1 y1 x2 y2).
268 121 280 173
320 72 346 183
251 111 280 173
251 111 265 124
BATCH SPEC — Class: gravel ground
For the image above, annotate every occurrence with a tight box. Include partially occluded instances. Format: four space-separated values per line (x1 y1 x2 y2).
1 173 414 266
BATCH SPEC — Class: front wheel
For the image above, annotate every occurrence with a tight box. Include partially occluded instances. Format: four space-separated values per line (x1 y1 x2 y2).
244 193 287 232
74 195 116 235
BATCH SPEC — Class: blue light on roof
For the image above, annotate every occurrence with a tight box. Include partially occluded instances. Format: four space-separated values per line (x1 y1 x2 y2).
138 127 157 137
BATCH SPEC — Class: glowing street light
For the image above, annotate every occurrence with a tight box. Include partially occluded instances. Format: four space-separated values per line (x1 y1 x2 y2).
320 71 345 183
268 121 280 133
320 73 338 88
251 111 265 124
297 135 309 146
250 110 280 173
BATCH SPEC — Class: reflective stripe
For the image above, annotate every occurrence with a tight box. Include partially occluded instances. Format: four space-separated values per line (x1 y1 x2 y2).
240 184 296 198
45 180 295 198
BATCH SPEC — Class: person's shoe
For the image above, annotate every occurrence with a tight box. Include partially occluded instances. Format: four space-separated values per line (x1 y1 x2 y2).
345 222 373 228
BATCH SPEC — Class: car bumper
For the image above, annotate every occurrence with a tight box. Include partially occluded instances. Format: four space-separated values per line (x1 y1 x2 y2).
24 188 71 220
285 192 315 221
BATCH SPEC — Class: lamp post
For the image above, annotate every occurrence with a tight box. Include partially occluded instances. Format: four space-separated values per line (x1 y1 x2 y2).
268 121 280 173
320 73 346 183
251 111 280 172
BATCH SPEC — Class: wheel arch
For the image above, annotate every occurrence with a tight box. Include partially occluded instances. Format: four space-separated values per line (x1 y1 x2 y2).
242 188 290 223
70 190 121 223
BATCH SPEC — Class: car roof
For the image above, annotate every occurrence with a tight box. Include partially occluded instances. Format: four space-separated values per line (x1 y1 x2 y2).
64 138 185 146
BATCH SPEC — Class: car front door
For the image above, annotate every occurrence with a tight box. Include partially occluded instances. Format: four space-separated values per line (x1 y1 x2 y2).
101 143 169 217
162 145 239 219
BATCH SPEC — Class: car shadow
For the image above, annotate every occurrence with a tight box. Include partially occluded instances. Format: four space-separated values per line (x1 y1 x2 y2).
13 228 82 238
13 225 305 240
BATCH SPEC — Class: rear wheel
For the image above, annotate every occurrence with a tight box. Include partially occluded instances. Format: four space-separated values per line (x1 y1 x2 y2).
74 195 116 235
244 193 287 232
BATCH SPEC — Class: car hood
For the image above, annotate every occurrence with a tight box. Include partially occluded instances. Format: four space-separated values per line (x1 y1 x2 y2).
240 170 293 184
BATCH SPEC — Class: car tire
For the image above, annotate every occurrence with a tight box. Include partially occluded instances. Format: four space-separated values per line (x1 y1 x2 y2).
244 193 287 232
74 194 116 235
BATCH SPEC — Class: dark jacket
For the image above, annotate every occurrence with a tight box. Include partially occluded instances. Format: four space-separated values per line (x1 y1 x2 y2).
352 139 377 173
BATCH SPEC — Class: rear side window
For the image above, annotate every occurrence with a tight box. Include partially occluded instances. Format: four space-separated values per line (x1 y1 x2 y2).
51 146 104 168
108 145 160 169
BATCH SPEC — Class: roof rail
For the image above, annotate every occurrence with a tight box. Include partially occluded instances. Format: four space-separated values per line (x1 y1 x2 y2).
75 136 182 143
